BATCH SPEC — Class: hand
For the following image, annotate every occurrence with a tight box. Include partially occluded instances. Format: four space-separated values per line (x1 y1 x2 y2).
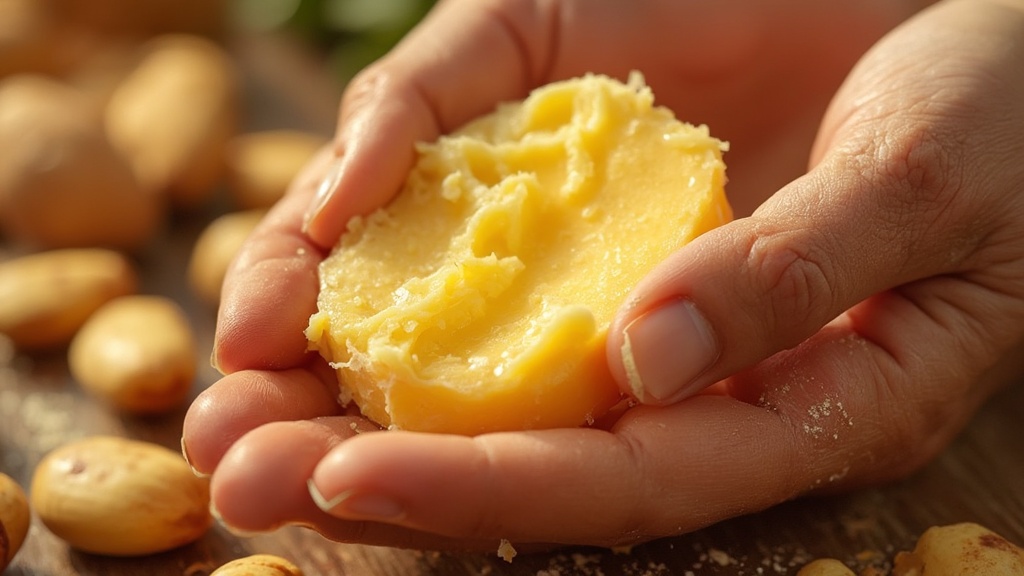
182 0 1024 549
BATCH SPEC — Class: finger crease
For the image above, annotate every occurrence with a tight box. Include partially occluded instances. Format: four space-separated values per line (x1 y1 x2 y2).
614 432 656 541
406 76 445 138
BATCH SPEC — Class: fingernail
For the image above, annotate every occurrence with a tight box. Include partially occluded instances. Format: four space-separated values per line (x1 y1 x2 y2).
620 299 718 403
209 348 223 376
308 479 403 520
303 156 345 235
180 437 210 479
209 500 265 537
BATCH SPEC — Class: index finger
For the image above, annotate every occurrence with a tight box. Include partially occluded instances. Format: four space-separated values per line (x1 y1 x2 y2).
301 0 559 247
212 148 332 374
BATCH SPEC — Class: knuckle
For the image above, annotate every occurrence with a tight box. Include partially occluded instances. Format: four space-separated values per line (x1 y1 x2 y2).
337 62 443 138
461 443 511 538
872 372 964 478
338 67 393 124
613 434 659 542
847 114 977 260
880 126 967 229
879 123 962 203
869 398 935 480
745 231 837 337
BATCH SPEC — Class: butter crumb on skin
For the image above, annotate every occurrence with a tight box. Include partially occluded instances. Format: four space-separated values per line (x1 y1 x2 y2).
620 331 645 400
497 539 517 563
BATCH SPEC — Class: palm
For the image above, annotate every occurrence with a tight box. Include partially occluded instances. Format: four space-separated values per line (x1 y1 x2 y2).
542 2 916 215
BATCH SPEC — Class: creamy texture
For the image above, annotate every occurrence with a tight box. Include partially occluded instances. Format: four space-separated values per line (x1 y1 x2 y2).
306 73 731 435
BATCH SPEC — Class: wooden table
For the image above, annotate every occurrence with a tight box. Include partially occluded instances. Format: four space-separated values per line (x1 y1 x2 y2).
3 32 1024 576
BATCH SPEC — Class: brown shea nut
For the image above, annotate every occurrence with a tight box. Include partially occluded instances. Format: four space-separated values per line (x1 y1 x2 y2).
0 472 30 571
188 209 265 307
0 74 163 250
0 248 138 349
105 34 238 209
226 130 328 209
211 554 304 576
69 295 197 413
796 558 856 576
30 435 212 556
892 522 1024 575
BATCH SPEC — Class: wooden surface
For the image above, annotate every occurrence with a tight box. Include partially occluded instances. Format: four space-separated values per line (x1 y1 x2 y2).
3 32 1024 576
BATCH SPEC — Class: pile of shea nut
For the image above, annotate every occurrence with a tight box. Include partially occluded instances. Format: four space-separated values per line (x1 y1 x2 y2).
0 0 325 570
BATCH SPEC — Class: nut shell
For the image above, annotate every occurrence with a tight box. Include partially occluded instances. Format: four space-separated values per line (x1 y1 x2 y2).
30 435 211 556
0 75 163 250
211 554 304 576
188 209 265 306
105 34 238 208
0 249 137 349
797 559 856 576
0 473 30 571
893 522 1024 575
226 131 327 209
69 295 197 413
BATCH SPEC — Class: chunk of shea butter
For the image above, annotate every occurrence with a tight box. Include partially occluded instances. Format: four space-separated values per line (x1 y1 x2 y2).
306 72 731 435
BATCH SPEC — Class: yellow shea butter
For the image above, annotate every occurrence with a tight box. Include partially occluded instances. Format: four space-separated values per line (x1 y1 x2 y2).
307 73 731 435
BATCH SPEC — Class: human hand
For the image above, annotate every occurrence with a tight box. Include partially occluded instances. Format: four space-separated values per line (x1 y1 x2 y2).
182 0 1024 549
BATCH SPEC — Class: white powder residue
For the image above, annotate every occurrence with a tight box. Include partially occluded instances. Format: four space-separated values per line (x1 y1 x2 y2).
801 392 855 441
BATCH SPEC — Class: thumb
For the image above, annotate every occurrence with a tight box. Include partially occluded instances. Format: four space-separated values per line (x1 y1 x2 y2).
605 0 1018 406
606 144 976 405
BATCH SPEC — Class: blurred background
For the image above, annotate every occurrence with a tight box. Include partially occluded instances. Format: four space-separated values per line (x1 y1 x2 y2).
0 0 445 427
2 0 437 82
0 0 439 255
1 4 451 571
237 0 436 80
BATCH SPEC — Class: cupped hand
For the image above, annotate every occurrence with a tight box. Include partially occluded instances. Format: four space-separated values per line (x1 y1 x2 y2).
182 0 1024 549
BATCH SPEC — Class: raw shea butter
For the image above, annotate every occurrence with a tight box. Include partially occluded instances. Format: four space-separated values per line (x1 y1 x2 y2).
306 73 731 435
